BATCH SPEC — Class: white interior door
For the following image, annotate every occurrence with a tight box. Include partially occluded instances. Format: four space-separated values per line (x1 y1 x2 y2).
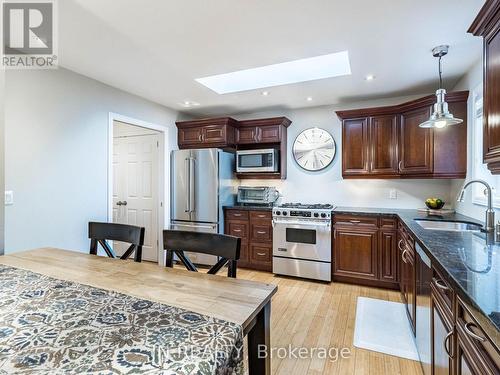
113 133 160 261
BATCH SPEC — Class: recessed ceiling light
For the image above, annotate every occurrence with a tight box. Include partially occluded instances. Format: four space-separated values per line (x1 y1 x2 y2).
262 91 269 96
306 97 313 101
365 75 375 81
181 101 200 108
195 51 351 94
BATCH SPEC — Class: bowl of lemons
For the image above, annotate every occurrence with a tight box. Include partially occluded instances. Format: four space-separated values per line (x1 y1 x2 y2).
425 198 445 210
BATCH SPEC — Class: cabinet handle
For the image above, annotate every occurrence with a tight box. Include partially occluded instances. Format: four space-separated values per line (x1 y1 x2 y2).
433 278 449 291
398 161 403 172
199 134 203 141
444 330 454 358
257 231 267 234
258 214 266 218
401 249 408 264
398 239 404 251
233 213 242 217
464 322 486 342
233 229 242 233
350 220 361 224
257 253 266 256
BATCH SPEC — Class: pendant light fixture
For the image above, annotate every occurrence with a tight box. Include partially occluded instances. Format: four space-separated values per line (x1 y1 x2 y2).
419 45 463 129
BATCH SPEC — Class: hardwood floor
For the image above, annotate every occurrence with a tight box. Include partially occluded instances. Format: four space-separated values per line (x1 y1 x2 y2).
235 267 423 375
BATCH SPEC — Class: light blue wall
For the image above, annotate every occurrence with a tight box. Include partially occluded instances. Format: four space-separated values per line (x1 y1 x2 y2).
4 68 179 253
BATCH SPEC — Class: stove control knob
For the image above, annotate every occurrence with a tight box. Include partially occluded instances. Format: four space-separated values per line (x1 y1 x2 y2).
282 211 288 216
320 213 326 218
276 211 281 215
313 213 319 218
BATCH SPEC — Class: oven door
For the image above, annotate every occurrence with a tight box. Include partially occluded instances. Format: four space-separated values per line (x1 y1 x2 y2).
236 149 278 173
273 219 331 262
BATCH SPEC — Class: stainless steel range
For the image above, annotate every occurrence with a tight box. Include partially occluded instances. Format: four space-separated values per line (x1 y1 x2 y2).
272 203 334 282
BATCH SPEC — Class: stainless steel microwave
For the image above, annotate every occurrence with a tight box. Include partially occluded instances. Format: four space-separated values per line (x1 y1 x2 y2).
236 149 279 173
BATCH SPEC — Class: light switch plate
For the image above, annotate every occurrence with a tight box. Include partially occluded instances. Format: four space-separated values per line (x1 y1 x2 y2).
5 191 13 205
389 189 397 199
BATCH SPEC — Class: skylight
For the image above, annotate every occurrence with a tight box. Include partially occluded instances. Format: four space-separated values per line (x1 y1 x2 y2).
195 51 351 94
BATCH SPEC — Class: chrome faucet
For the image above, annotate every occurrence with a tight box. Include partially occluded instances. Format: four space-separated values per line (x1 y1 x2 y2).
457 179 495 232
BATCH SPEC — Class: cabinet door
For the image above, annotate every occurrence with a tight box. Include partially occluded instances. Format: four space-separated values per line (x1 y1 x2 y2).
456 331 488 375
238 241 250 268
334 228 378 280
431 290 454 375
249 242 272 271
400 244 416 332
379 230 398 282
203 125 226 144
259 125 281 143
370 115 399 175
237 126 259 144
399 107 434 175
483 26 500 167
342 118 370 176
178 127 203 147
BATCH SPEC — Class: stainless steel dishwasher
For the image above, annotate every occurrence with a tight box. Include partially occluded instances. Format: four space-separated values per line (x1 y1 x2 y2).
416 243 432 375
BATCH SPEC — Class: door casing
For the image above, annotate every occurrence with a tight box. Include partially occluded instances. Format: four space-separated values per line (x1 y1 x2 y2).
107 112 169 266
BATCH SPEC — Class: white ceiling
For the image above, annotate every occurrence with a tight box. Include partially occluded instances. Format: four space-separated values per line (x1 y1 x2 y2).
59 0 485 116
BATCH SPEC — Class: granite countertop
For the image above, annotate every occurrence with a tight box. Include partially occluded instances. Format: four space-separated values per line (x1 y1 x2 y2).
223 204 273 211
334 207 499 345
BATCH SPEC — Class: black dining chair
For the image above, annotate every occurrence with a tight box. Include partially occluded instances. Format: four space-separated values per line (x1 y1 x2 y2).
163 230 241 278
89 222 145 262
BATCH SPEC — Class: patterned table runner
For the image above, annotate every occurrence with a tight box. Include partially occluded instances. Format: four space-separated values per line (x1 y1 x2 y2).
0 265 243 374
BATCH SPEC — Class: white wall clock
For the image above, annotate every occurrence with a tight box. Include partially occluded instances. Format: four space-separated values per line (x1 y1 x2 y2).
293 127 336 171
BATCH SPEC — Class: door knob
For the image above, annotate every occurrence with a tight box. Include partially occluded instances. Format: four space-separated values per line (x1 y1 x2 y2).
117 201 128 206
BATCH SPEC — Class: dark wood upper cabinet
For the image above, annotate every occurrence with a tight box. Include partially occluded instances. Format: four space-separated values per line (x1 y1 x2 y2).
176 117 237 149
469 0 500 174
370 115 399 176
237 117 289 144
176 116 291 179
336 91 468 179
236 126 259 144
399 107 433 175
342 118 369 176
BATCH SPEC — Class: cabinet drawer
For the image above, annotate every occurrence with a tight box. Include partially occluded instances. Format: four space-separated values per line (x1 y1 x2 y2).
380 217 397 229
431 268 454 316
228 222 248 239
250 211 272 221
456 298 500 373
250 223 272 242
334 214 378 227
250 243 272 263
225 210 249 221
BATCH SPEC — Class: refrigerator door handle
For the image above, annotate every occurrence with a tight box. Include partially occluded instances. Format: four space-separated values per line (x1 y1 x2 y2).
184 158 190 212
189 157 196 212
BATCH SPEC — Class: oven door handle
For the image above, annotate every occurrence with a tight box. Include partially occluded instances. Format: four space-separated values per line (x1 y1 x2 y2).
272 220 331 231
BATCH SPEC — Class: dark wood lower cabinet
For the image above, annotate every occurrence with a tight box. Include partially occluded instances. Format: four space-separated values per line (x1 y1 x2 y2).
379 229 398 283
431 285 454 375
224 208 272 272
333 215 399 288
334 228 378 280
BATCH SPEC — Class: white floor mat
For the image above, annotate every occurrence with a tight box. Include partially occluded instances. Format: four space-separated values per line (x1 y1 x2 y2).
353 297 419 361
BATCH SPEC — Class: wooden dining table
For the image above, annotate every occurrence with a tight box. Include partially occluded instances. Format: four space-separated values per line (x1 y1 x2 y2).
0 248 277 374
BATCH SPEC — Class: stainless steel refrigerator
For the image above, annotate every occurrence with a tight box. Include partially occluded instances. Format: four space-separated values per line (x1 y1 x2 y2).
170 148 235 265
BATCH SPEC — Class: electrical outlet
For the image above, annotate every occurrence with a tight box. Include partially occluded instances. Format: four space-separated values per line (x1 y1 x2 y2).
5 191 13 206
389 189 397 199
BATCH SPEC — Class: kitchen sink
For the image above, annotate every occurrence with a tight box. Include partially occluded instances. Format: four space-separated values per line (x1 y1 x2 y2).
414 219 483 232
